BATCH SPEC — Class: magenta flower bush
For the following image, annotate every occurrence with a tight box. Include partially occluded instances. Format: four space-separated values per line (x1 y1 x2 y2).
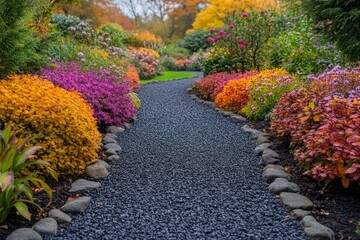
40 61 136 126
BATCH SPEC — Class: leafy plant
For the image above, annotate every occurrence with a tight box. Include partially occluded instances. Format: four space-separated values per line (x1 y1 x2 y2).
271 66 360 188
0 125 57 223
179 30 212 53
129 47 161 80
0 75 101 176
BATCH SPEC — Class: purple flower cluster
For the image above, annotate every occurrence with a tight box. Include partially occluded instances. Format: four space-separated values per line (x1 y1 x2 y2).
40 62 136 126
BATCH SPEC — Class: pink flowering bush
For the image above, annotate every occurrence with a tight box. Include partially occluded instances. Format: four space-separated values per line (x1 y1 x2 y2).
271 66 360 188
40 61 136 126
129 47 160 79
204 10 280 73
193 71 258 100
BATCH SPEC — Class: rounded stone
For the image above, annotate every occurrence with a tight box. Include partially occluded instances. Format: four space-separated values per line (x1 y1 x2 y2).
279 192 314 210
85 163 109 179
6 228 43 240
32 218 57 236
48 209 72 224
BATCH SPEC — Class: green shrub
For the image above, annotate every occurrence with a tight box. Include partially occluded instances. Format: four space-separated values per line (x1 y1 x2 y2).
179 29 212 53
50 13 82 33
301 0 360 62
160 56 178 71
98 23 129 47
160 44 190 59
0 0 45 78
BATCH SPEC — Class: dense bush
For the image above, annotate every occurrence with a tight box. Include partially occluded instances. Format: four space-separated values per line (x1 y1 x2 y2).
98 23 129 48
301 0 360 62
40 61 136 126
267 16 345 77
129 31 163 50
193 71 258 100
0 0 44 78
179 29 212 53
160 56 177 71
271 66 360 188
129 47 160 79
124 63 141 91
205 10 280 73
50 13 82 33
241 69 298 120
215 77 253 113
160 44 190 60
0 75 101 176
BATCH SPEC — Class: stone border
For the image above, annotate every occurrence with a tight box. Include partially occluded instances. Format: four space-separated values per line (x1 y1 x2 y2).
187 89 335 240
5 117 136 240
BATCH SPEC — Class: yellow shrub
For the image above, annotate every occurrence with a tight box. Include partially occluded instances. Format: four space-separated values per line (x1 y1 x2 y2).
0 75 101 176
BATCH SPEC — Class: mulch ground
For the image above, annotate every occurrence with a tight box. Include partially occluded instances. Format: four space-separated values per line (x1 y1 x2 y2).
247 120 360 240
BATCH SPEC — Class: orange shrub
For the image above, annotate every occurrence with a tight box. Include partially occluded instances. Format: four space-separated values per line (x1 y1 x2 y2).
0 75 101 176
124 63 140 91
215 77 253 113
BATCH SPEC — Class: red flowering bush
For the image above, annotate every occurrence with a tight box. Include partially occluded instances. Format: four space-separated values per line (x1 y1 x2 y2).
40 61 136 127
271 66 360 188
129 47 160 79
193 71 257 100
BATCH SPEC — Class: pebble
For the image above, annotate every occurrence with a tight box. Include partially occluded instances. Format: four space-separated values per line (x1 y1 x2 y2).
279 192 314 210
6 228 42 240
48 209 72 224
60 196 91 213
32 218 57 236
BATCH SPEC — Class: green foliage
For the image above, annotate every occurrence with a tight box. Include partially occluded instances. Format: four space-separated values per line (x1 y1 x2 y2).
267 15 346 77
98 23 129 48
0 0 45 78
179 30 211 53
160 56 177 71
200 54 235 76
0 125 57 223
301 0 360 62
160 44 190 60
50 13 82 32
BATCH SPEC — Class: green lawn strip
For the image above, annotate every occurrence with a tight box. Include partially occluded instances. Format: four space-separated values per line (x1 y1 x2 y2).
141 71 195 84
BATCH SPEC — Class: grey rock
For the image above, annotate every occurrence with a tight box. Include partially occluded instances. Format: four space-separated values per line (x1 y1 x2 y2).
280 192 314 210
241 125 262 138
214 108 221 111
198 99 205 103
300 216 335 240
219 110 235 117
262 167 290 183
262 149 279 159
96 159 109 169
32 218 57 236
6 228 42 240
60 196 91 213
107 126 125 135
186 87 192 92
124 123 131 129
104 143 122 153
263 164 284 171
259 154 280 166
256 134 271 145
132 115 137 122
85 163 109 179
190 94 197 99
102 137 117 144
106 155 120 162
254 143 272 155
204 101 216 108
230 115 246 123
105 149 117 156
104 133 118 140
290 209 311 220
48 209 72 224
268 178 300 194
69 179 101 193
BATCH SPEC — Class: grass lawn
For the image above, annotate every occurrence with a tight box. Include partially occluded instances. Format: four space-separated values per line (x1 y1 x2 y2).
141 71 195 84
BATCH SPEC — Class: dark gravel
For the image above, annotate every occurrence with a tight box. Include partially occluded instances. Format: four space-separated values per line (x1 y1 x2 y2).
50 74 307 240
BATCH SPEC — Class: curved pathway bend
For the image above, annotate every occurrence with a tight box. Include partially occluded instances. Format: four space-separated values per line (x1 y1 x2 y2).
52 74 306 240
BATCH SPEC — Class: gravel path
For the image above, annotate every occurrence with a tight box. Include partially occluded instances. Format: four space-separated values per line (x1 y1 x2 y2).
53 74 307 240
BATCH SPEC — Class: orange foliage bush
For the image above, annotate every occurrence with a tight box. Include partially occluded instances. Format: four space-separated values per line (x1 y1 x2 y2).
0 75 101 176
215 77 253 113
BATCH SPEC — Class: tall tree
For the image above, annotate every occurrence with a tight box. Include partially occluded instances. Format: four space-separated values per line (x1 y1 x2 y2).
191 0 279 30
